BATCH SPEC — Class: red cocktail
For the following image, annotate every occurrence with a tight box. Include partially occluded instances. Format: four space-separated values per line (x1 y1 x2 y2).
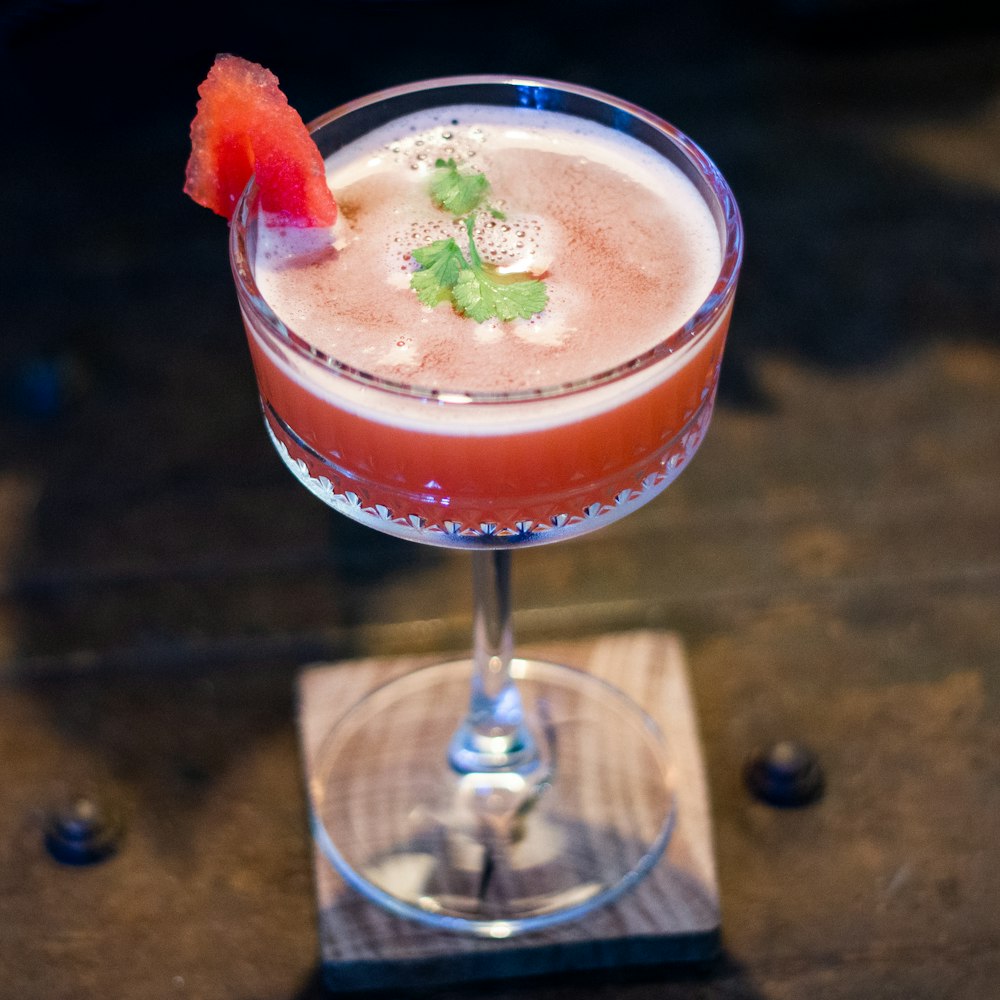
230 76 742 935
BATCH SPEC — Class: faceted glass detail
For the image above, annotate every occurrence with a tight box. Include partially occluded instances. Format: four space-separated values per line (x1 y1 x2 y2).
266 394 712 548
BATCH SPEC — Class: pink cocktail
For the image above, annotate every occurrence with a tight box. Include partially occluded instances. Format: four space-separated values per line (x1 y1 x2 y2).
245 295 727 542
231 77 742 935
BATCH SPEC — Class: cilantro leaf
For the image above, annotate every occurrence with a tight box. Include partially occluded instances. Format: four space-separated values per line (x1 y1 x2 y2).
453 266 549 323
410 238 467 306
430 158 490 216
409 161 548 323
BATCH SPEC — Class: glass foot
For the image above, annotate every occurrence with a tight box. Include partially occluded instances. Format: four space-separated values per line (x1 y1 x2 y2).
309 658 676 937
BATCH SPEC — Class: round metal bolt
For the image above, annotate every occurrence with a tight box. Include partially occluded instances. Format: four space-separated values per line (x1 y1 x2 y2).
745 740 824 807
45 796 123 865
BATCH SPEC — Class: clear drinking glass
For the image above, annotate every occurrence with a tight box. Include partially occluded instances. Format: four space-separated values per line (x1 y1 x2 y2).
230 76 742 936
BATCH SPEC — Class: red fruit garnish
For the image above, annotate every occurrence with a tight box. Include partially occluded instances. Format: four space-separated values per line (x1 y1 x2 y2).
184 54 337 228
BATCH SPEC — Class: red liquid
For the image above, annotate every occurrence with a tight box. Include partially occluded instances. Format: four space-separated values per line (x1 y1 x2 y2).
245 310 729 544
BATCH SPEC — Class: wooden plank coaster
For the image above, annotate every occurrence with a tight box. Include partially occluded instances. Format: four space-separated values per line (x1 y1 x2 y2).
297 630 719 993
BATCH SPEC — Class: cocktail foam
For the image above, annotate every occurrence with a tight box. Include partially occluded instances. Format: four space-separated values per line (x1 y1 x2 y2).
252 105 724 435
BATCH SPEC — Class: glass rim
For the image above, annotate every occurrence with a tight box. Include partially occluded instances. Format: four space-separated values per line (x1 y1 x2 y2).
230 73 744 405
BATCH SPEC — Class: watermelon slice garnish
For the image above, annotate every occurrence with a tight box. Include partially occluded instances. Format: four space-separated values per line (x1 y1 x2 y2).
184 54 337 228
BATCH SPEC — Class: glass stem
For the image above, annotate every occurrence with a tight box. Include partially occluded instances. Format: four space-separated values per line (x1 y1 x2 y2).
448 550 538 774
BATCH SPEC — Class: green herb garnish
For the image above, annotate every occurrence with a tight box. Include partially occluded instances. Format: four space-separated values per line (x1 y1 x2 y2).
411 237 467 307
410 158 547 323
429 157 491 217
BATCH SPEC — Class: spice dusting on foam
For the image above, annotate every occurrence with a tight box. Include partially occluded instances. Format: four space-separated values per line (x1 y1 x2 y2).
255 105 722 395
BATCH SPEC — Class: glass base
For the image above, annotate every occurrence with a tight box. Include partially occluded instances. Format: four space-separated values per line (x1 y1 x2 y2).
309 658 676 937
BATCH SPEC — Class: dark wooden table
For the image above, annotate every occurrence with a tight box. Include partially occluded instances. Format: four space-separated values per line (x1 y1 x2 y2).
2 3 998 997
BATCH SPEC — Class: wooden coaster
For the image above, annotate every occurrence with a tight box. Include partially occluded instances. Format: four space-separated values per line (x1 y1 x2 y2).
297 630 719 993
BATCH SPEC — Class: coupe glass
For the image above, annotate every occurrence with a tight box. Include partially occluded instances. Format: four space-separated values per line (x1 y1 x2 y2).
230 76 742 937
